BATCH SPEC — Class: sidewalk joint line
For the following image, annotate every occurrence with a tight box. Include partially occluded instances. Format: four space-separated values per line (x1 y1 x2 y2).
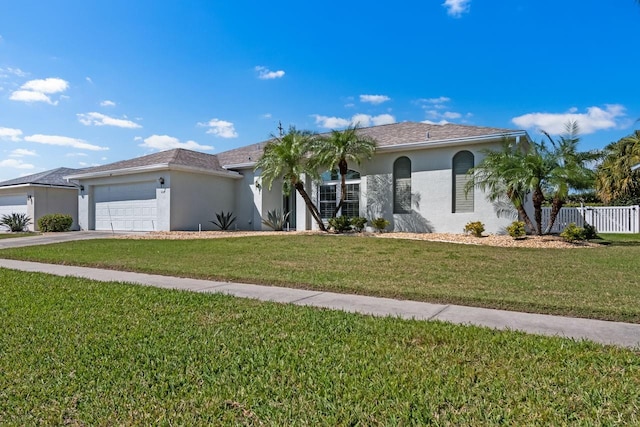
290 292 325 304
428 305 451 320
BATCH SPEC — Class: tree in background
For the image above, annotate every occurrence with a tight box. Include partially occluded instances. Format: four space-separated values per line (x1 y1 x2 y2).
595 130 640 205
255 127 327 232
310 125 377 217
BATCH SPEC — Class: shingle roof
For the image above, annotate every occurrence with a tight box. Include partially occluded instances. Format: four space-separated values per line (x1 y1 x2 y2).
68 148 229 176
216 121 522 168
0 167 85 188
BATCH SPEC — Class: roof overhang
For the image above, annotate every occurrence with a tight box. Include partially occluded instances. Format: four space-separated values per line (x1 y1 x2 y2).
0 183 79 190
375 131 529 153
223 162 256 170
64 163 242 181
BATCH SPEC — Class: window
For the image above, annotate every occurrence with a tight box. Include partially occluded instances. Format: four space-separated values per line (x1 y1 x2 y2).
393 157 411 214
452 150 474 213
318 169 361 219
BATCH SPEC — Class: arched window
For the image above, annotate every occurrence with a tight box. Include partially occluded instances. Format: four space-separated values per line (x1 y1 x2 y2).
318 169 361 218
452 151 474 213
393 157 411 214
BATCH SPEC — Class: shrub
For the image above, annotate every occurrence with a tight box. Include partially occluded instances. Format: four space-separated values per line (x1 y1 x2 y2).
370 217 390 233
560 223 586 242
210 211 236 230
583 223 598 240
464 221 485 238
351 217 368 233
261 209 290 231
506 221 526 239
37 213 73 232
328 216 352 233
0 213 31 232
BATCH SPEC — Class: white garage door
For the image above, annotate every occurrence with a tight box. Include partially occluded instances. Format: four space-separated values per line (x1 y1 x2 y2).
94 182 157 231
0 194 28 230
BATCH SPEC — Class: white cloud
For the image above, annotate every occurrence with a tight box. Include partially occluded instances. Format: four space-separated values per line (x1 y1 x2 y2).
0 158 34 169
139 135 213 151
425 109 464 122
86 77 93 84
261 113 272 119
0 67 27 78
24 134 109 151
422 119 450 125
419 96 451 104
511 105 627 135
10 77 69 105
442 111 462 119
255 66 285 80
198 118 238 138
100 100 116 107
65 152 88 157
443 0 471 17
0 127 23 141
312 113 396 129
77 112 141 129
21 77 68 94
9 148 36 157
360 94 391 105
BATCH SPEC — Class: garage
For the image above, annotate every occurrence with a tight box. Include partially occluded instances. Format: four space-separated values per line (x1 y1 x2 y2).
94 182 157 231
0 194 28 230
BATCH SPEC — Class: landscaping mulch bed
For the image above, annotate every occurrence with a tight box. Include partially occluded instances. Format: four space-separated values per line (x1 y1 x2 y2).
118 230 597 249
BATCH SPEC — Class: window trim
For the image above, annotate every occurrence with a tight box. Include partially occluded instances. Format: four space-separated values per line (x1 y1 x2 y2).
393 156 412 214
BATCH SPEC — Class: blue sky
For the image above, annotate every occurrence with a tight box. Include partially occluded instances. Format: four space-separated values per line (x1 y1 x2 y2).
1 0 639 181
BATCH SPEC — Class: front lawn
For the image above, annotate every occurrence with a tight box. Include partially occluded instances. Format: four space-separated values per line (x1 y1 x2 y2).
0 269 638 425
0 232 39 240
1 235 639 322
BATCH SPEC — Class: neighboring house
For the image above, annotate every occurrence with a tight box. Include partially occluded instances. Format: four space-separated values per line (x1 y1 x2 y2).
0 167 84 231
66 121 529 233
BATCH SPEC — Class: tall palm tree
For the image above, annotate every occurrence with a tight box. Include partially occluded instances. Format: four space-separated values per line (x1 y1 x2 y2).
467 137 539 234
595 130 640 204
310 125 377 217
254 127 327 232
542 122 599 233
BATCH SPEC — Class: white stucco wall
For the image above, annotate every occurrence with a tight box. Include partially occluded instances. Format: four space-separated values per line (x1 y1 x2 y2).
169 171 237 231
32 187 80 231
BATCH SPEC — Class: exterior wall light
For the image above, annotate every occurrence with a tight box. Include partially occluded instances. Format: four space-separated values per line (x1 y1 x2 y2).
159 177 165 186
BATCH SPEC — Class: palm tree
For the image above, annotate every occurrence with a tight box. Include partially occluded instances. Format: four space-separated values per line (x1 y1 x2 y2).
595 130 640 204
542 122 599 233
467 137 539 234
254 127 328 232
310 125 377 217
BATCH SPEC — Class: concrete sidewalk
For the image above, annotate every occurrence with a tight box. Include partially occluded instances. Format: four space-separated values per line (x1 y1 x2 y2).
0 258 638 349
0 231 140 249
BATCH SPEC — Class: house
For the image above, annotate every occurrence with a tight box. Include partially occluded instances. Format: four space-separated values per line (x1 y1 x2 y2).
67 122 529 234
0 167 84 231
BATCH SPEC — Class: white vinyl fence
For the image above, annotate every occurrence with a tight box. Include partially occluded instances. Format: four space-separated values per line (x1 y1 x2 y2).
541 205 640 234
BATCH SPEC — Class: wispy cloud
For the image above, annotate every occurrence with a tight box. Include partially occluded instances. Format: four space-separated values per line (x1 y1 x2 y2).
512 105 627 135
255 66 285 80
312 113 396 129
10 77 69 105
0 158 35 169
24 134 108 151
0 127 23 141
139 135 213 151
100 100 116 107
77 112 141 129
443 0 471 17
9 148 37 157
0 67 27 78
198 118 238 138
360 94 391 105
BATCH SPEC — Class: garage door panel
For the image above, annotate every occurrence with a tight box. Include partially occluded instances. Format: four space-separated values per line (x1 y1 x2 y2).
93 183 158 231
0 194 28 230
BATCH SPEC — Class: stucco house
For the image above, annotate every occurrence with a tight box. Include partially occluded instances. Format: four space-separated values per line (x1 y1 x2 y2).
0 167 83 231
67 122 528 233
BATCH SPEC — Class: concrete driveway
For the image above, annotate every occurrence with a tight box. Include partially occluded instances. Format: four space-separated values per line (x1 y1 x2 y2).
0 231 143 249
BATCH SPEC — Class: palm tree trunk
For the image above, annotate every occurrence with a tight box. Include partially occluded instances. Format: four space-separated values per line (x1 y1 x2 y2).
507 189 536 234
332 159 349 217
532 187 545 235
294 181 327 232
544 197 564 234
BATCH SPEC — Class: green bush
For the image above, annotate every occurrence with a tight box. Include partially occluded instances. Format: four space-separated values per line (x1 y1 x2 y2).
351 217 368 233
370 217 390 233
37 213 73 232
583 223 598 240
210 211 236 230
328 216 352 233
560 223 586 242
0 213 31 232
506 221 526 239
464 221 485 237
261 209 290 231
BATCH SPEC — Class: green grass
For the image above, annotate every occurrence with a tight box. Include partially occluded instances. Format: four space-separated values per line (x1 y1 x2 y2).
0 232 39 240
597 233 640 245
1 235 640 323
1 269 638 425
